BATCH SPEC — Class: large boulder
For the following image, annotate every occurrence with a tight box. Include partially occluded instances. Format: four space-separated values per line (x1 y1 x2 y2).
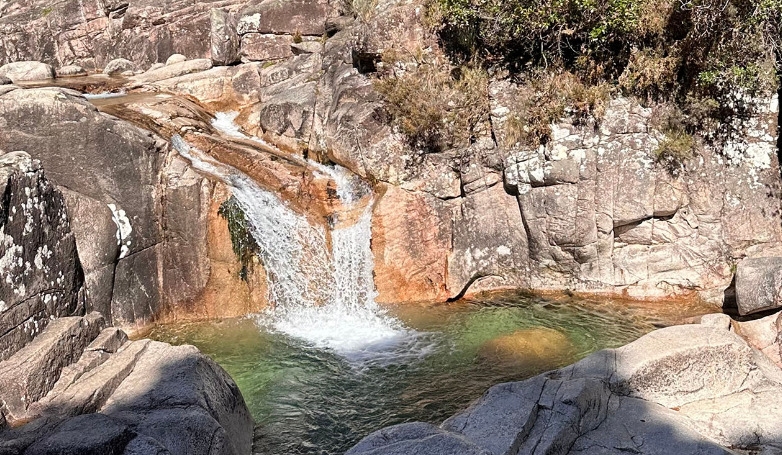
0 152 83 361
0 87 162 326
0 61 55 82
735 257 782 315
210 9 240 66
103 58 136 75
349 321 782 455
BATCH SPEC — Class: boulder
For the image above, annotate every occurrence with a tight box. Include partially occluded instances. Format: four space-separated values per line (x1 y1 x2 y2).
102 341 254 455
24 413 134 455
165 54 187 66
350 321 782 454
237 0 333 36
130 59 213 86
0 313 104 425
103 59 136 75
0 88 162 326
735 257 782 315
241 34 294 61
291 41 323 55
346 422 490 455
210 9 240 66
0 61 55 82
56 65 87 77
0 152 83 361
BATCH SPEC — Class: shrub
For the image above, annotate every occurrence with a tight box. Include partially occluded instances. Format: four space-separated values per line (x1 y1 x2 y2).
505 71 610 147
431 0 781 147
342 0 379 23
373 52 490 152
655 129 695 174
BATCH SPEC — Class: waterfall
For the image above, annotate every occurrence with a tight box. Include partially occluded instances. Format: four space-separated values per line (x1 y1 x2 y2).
172 132 412 359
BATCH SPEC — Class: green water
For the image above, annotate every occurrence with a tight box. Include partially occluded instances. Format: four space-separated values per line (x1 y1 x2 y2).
147 291 711 455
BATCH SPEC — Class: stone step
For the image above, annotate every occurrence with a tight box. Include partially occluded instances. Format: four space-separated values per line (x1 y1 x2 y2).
0 312 105 426
28 339 149 420
43 328 130 398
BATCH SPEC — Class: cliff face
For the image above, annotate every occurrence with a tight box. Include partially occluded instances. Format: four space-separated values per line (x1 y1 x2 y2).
0 86 267 327
0 154 254 454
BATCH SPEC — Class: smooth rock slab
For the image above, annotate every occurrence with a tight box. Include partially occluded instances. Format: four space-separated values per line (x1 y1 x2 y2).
735 257 782 315
0 62 55 82
346 422 490 455
0 313 104 425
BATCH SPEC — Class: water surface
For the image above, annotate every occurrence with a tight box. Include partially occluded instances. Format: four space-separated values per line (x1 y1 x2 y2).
147 291 713 455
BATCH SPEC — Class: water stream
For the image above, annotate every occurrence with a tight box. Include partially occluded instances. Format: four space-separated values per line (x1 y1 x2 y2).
172 128 413 360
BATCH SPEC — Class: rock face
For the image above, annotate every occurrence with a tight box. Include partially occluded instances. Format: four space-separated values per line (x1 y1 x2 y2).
1 0 781 309
0 152 83 361
735 257 782 315
348 321 782 455
0 0 337 70
0 155 254 455
0 87 267 326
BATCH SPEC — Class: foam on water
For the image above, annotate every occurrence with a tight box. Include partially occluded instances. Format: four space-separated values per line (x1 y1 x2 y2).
172 134 417 360
82 91 126 100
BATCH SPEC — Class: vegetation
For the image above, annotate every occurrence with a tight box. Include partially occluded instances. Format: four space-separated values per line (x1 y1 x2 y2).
342 0 379 22
504 71 610 147
373 0 781 156
218 197 259 281
373 52 490 151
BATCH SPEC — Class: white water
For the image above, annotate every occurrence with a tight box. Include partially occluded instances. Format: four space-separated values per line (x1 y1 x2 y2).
172 133 413 360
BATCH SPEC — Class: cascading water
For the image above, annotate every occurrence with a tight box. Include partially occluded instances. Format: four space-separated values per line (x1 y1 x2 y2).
173 122 416 360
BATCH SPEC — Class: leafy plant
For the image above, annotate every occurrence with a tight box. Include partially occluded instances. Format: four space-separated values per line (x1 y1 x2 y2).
218 197 259 281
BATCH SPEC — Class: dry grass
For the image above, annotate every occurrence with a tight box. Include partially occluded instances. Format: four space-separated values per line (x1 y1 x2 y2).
505 71 610 148
374 52 490 152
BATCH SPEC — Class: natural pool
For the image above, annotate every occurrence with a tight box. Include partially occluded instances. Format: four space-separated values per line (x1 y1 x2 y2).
147 291 713 455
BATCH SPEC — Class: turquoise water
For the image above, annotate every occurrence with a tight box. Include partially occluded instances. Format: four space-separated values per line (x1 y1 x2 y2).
147 291 711 455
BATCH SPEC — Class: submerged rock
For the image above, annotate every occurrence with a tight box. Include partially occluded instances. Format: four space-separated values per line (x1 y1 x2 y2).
478 327 574 367
350 320 782 454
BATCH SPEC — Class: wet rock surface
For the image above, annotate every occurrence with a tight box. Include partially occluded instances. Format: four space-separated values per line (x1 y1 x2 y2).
349 320 782 455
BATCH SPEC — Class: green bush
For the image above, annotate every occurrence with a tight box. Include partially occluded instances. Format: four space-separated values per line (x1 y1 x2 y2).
505 71 610 147
431 0 781 142
655 129 696 174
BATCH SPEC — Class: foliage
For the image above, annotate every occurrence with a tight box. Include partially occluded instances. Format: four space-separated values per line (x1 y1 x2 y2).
505 71 610 147
292 31 303 44
655 129 696 174
431 0 781 146
373 51 490 151
217 197 258 281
